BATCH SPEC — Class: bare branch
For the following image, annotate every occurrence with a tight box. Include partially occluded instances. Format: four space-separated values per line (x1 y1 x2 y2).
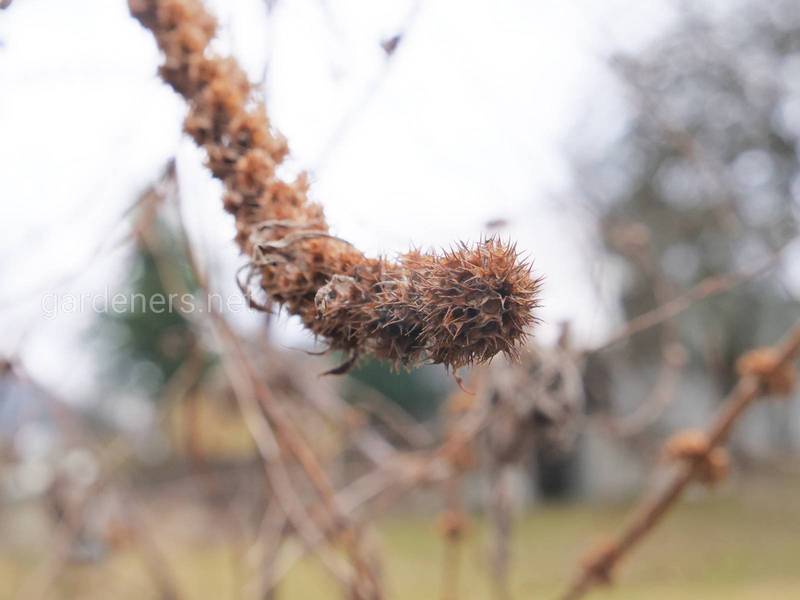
561 323 800 600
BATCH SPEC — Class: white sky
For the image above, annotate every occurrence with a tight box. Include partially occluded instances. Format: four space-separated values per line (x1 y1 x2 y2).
0 0 673 397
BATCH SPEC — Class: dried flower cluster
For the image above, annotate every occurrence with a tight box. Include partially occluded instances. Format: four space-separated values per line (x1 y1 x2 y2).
129 0 540 370
663 429 729 485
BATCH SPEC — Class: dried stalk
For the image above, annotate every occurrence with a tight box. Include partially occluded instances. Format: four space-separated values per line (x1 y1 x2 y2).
171 212 384 598
237 377 497 592
601 342 686 438
134 168 382 596
488 465 513 600
436 389 479 600
217 332 357 589
561 323 800 600
439 474 467 600
250 498 288 600
348 377 436 448
126 499 184 600
137 155 393 597
128 0 539 371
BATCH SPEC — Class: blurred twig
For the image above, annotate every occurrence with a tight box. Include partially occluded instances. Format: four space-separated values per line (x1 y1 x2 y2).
347 377 436 448
12 436 166 600
248 498 287 600
592 254 781 353
257 377 494 590
488 466 512 600
601 342 687 438
0 176 161 311
168 183 384 599
126 498 184 600
134 165 357 588
561 323 800 600
439 474 466 600
311 0 423 172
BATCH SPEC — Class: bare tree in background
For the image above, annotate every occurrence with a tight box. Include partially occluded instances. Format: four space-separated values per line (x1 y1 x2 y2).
571 0 800 397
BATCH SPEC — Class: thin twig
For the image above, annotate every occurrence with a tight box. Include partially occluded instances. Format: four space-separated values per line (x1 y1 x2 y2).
0 172 164 311
311 0 423 172
561 323 800 600
126 498 184 600
488 465 513 600
136 173 356 588
439 473 466 600
601 342 686 438
348 377 436 448
592 256 780 353
258 380 495 589
168 185 384 598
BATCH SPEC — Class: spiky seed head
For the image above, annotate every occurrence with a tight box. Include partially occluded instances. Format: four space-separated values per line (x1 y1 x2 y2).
131 0 542 372
412 238 541 369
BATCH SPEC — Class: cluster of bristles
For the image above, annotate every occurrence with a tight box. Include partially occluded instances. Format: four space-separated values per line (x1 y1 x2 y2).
129 0 540 370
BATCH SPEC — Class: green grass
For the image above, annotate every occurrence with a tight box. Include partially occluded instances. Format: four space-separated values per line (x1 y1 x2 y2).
4 477 800 599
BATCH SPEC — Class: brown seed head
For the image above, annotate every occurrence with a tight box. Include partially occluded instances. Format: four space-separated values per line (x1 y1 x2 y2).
411 239 540 368
130 0 540 371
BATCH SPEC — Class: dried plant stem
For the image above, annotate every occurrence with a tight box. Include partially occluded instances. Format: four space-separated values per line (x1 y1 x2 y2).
242 355 382 587
217 331 356 588
126 499 184 600
128 0 539 371
439 474 466 600
169 212 383 598
348 377 436 448
251 498 288 600
135 170 382 595
256 390 496 588
139 185 357 588
602 342 686 438
561 323 800 600
488 466 513 600
134 156 390 596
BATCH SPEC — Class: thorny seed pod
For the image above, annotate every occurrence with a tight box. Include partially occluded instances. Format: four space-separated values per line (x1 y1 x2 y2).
129 0 541 371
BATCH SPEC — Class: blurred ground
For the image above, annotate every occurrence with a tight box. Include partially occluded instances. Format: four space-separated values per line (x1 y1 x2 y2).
2 474 799 600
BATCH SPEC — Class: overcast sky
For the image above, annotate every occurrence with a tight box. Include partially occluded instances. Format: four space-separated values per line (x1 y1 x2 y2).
0 0 673 398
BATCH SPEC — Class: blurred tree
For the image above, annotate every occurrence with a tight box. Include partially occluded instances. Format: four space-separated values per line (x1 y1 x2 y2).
96 169 202 400
571 0 800 392
110 225 196 390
